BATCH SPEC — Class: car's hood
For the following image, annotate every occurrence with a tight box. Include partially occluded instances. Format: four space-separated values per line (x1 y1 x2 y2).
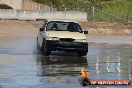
44 31 86 39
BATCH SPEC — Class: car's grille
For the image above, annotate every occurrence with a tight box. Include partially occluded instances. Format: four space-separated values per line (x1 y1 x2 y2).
60 38 75 42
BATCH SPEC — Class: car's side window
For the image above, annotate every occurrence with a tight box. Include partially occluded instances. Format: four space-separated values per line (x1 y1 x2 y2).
40 20 48 31
47 23 53 30
44 20 48 28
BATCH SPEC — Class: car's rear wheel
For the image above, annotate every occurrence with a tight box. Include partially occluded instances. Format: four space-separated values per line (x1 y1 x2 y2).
37 37 39 49
41 40 51 56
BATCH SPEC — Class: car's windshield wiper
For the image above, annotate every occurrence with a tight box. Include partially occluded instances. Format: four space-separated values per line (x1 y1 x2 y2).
55 30 66 31
68 30 80 32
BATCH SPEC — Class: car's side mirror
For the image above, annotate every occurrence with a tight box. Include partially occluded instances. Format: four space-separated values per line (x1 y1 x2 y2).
39 28 44 31
83 31 88 34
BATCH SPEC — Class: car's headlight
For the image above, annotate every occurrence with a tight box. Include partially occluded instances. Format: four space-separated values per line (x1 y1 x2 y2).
47 37 59 40
74 39 87 42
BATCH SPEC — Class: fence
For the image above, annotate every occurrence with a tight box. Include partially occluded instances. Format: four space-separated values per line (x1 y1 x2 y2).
0 9 87 21
91 6 131 24
54 5 131 24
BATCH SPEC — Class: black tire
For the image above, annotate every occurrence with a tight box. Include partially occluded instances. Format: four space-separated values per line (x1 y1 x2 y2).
37 37 39 49
77 51 87 57
77 44 88 57
41 40 51 56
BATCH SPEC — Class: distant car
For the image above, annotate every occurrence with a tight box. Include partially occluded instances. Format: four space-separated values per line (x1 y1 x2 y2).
37 19 88 56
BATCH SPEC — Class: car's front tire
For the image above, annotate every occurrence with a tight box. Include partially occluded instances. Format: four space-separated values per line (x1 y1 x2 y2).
41 40 51 56
77 43 88 57
77 46 88 57
77 51 87 57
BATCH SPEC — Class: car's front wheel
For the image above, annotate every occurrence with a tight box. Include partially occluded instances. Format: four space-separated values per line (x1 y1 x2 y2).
41 40 51 56
77 50 88 57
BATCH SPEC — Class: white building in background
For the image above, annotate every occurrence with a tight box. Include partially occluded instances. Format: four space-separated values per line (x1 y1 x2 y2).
0 0 53 11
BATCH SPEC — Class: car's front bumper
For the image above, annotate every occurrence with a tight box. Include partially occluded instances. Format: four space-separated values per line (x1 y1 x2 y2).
46 40 88 51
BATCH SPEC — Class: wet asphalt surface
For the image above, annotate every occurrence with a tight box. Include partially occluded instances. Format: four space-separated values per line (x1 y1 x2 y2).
0 36 132 88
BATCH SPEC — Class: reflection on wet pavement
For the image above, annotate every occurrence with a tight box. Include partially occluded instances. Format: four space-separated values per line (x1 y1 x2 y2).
0 36 132 88
36 56 87 76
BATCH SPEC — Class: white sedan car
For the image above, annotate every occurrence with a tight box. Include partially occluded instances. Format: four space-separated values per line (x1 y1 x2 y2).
37 19 88 56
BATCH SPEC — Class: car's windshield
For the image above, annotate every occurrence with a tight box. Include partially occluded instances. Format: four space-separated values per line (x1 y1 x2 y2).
46 21 82 32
